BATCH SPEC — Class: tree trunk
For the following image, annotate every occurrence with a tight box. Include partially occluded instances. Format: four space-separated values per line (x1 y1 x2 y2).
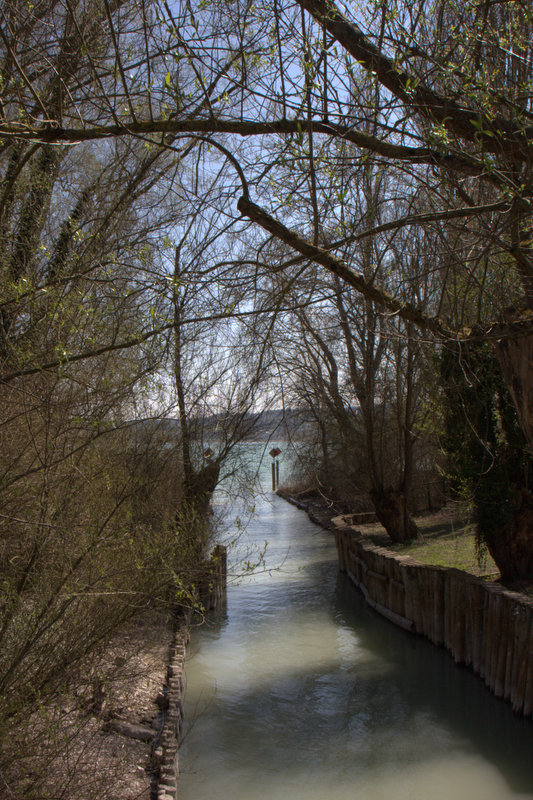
490 329 533 581
494 330 533 453
370 486 419 543
483 489 533 583
183 461 221 513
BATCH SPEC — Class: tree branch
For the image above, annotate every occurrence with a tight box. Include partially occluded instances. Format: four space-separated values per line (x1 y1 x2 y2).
349 198 516 242
297 0 533 160
0 118 496 179
237 195 451 338
237 195 533 344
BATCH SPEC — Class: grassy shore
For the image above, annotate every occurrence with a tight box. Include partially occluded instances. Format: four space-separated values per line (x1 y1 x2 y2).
344 505 499 579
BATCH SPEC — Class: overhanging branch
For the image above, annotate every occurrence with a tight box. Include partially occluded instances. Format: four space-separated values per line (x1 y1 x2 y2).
350 199 516 242
297 0 533 161
0 118 495 179
237 195 533 344
237 195 452 338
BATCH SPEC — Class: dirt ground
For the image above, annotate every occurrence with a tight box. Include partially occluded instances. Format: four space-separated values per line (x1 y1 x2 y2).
79 612 174 800
9 612 175 800
76 611 174 800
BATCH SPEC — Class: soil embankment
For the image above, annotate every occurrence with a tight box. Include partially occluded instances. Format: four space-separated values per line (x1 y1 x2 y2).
31 545 227 799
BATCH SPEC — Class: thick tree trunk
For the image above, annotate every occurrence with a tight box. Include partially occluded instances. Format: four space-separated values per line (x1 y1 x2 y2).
483 489 533 583
491 329 533 581
183 461 221 512
370 486 418 543
176 460 221 567
494 331 533 452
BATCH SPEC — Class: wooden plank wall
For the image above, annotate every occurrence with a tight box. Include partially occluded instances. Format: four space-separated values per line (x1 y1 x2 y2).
334 528 533 717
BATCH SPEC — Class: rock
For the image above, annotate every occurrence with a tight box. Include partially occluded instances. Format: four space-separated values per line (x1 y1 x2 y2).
151 746 163 771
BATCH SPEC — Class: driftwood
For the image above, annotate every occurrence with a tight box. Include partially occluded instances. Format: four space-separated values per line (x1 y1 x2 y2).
104 718 156 742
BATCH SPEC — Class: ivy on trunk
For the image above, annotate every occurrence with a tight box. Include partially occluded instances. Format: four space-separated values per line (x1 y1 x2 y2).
440 342 533 583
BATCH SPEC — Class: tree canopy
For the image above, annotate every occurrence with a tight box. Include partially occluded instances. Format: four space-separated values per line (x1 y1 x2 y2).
1 2 533 791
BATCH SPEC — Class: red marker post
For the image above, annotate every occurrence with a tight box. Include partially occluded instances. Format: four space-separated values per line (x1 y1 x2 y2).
269 447 282 490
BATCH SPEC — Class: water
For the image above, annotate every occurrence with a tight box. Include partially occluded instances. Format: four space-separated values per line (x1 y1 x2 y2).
179 449 533 800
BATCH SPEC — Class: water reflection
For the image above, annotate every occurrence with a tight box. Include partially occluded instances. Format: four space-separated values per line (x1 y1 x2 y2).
179 493 533 800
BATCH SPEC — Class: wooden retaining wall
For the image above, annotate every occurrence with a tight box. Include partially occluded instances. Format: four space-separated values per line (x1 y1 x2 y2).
155 616 190 800
334 527 533 717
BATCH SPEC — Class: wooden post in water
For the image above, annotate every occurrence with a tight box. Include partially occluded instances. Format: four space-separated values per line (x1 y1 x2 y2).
269 447 282 491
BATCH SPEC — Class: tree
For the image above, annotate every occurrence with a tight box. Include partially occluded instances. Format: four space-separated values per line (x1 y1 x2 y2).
2 0 533 565
0 4 251 793
166 175 276 525
236 0 533 438
275 254 433 542
440 340 533 582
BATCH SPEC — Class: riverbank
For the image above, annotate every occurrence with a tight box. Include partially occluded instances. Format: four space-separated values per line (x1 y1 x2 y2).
10 545 227 800
275 487 348 530
26 610 175 800
278 487 533 717
277 487 497 578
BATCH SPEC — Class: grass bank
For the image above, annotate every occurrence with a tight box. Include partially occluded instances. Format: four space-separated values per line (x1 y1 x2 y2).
337 504 498 578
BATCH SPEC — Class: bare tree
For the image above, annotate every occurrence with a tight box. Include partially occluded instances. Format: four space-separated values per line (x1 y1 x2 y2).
1 0 533 609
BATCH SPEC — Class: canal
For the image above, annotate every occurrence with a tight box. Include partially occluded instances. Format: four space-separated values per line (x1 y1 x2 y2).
178 454 533 800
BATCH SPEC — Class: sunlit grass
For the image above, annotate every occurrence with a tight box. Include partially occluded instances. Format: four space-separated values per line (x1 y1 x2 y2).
354 506 499 578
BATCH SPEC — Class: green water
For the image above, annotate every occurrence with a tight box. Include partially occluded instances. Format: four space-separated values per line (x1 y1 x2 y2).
179 445 533 800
